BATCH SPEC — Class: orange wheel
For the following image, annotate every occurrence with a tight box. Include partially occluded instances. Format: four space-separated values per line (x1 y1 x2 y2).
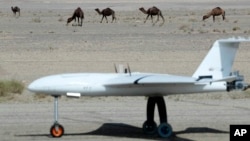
50 124 64 138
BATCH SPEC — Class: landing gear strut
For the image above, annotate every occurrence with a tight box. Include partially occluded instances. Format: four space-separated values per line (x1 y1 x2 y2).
143 96 173 138
50 96 64 137
49 96 171 138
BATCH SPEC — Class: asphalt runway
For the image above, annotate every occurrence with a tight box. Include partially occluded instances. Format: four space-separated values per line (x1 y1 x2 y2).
1 96 250 141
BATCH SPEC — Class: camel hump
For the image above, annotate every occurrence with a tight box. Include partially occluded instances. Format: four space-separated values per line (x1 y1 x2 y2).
76 7 82 11
107 8 114 12
215 7 222 10
11 6 20 10
152 6 159 10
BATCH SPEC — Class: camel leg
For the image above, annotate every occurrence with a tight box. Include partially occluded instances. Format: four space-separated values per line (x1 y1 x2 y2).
144 15 150 23
160 14 165 23
155 15 159 23
213 16 215 22
100 16 104 23
73 18 76 26
105 16 108 23
77 17 80 26
80 18 83 26
151 15 154 23
111 15 115 23
112 14 116 22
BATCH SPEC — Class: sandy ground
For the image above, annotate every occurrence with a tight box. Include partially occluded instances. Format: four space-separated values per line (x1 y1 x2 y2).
1 0 250 140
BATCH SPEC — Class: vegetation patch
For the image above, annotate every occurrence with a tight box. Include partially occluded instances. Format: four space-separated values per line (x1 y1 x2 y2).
179 24 190 32
0 80 25 97
33 93 49 99
232 26 240 31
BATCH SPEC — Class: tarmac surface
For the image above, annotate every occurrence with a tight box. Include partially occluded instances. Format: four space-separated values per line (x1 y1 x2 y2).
1 96 250 141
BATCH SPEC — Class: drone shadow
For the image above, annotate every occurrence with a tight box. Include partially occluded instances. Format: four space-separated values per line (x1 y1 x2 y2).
16 123 229 141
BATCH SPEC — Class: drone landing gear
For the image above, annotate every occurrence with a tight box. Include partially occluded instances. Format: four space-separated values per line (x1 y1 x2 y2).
143 96 173 138
50 96 64 138
49 96 172 138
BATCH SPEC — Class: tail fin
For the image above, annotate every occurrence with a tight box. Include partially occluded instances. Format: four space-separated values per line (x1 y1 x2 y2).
192 37 250 80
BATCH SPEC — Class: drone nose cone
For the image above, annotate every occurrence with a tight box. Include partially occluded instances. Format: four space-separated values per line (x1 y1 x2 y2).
28 83 34 91
28 76 54 93
28 74 63 94
28 80 42 93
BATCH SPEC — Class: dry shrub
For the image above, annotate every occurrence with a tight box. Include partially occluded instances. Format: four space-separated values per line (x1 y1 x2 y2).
179 25 189 31
244 30 250 34
198 29 208 34
232 27 240 31
34 93 49 99
213 29 221 33
0 80 24 96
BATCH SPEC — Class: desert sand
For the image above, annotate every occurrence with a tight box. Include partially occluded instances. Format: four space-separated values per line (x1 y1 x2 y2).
1 0 250 140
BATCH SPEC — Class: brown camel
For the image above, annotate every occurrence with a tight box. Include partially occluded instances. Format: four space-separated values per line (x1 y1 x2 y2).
11 6 20 17
202 7 225 22
67 7 84 26
139 6 165 24
95 8 116 23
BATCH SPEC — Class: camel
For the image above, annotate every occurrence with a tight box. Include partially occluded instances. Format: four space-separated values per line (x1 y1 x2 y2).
139 6 165 24
202 7 225 22
95 8 116 23
67 7 84 26
11 6 20 17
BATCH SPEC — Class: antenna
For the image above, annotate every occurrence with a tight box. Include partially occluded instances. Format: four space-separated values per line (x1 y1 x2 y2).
127 63 131 76
114 63 118 73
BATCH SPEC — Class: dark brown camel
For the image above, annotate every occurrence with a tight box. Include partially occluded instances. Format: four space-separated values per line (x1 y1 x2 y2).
11 6 20 17
67 7 84 26
95 8 116 23
139 6 165 24
202 7 225 22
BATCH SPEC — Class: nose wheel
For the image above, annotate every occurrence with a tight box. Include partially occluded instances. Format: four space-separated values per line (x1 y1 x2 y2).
50 122 64 137
50 96 64 138
142 96 173 138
